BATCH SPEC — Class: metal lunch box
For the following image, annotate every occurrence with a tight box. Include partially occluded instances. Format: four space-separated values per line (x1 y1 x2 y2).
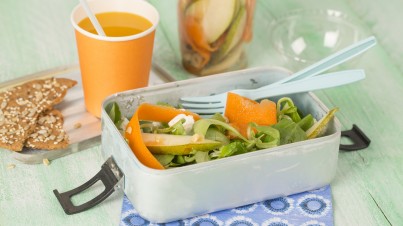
54 67 348 223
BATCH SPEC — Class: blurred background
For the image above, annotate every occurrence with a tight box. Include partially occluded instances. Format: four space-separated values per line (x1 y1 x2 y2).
1 0 402 82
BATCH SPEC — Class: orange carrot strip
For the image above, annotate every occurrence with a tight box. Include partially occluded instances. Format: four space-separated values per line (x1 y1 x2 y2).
125 103 201 169
224 92 276 137
178 9 211 70
242 0 256 42
185 15 218 52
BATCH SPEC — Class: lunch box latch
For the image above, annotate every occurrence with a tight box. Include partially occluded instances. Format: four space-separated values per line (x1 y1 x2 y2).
53 156 123 215
340 124 371 151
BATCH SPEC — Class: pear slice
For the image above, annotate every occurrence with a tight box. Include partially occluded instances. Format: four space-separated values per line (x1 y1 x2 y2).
201 42 244 75
141 133 222 155
186 0 237 43
214 6 247 61
306 108 339 139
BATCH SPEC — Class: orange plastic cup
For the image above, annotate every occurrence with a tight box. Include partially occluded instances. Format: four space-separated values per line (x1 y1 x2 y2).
71 0 159 117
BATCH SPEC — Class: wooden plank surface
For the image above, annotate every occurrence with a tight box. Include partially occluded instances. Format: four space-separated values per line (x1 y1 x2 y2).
1 0 403 225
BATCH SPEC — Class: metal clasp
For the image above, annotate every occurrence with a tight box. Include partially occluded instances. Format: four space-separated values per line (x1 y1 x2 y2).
340 124 371 151
53 156 123 214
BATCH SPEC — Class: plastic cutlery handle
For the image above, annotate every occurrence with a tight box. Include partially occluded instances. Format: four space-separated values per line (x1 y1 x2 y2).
263 36 376 89
250 69 365 100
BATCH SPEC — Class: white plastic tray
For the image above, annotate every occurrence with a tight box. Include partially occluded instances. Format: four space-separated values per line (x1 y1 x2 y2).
0 66 101 164
4 65 167 164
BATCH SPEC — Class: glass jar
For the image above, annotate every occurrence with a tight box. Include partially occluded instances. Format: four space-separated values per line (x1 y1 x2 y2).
178 0 256 76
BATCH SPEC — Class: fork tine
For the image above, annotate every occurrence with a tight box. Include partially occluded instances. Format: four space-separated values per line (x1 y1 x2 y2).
180 93 226 104
183 107 224 115
181 102 224 109
199 114 218 118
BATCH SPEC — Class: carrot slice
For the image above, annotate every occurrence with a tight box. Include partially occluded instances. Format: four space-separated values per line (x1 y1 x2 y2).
224 92 276 137
185 16 214 52
125 103 201 170
179 10 211 70
242 0 256 42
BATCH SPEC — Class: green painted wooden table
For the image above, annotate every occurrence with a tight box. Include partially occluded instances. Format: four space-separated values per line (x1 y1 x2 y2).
1 0 403 225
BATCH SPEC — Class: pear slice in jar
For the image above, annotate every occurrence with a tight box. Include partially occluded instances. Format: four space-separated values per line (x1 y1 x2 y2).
200 42 245 75
142 133 222 155
213 6 248 62
186 0 237 43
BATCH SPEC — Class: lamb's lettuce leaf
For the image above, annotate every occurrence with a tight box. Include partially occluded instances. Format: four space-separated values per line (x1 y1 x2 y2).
277 97 302 123
218 141 248 158
193 119 248 142
194 151 211 163
156 119 186 135
297 114 315 131
273 119 307 145
205 127 230 145
252 124 280 149
154 154 175 167
105 102 122 126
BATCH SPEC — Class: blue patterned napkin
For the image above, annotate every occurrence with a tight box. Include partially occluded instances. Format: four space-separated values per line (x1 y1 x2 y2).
120 186 333 226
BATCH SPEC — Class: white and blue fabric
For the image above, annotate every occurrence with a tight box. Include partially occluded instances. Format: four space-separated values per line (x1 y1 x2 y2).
120 185 333 226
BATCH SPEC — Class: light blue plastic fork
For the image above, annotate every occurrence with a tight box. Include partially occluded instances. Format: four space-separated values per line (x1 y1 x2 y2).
180 36 376 114
183 69 366 114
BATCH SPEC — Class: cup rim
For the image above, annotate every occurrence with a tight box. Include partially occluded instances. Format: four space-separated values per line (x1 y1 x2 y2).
70 0 159 42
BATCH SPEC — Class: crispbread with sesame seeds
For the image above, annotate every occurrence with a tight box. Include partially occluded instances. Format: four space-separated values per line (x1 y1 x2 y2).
25 109 69 150
0 77 76 151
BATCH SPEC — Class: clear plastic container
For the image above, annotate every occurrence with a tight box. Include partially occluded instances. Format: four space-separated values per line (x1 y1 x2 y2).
101 67 341 223
178 0 256 76
270 9 365 70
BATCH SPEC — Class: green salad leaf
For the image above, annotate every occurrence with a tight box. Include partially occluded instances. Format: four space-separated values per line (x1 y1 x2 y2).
272 118 307 145
154 154 175 167
297 114 315 131
156 119 186 135
107 95 337 169
194 151 211 163
193 118 248 142
105 102 122 126
218 141 248 158
209 113 229 133
277 97 302 122
205 127 230 145
251 123 280 149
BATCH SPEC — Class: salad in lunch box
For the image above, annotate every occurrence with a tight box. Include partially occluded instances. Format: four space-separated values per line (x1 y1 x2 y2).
106 92 337 169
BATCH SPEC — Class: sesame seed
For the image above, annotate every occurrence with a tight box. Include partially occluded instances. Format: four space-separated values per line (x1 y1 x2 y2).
7 164 16 169
43 158 50 166
74 123 82 129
